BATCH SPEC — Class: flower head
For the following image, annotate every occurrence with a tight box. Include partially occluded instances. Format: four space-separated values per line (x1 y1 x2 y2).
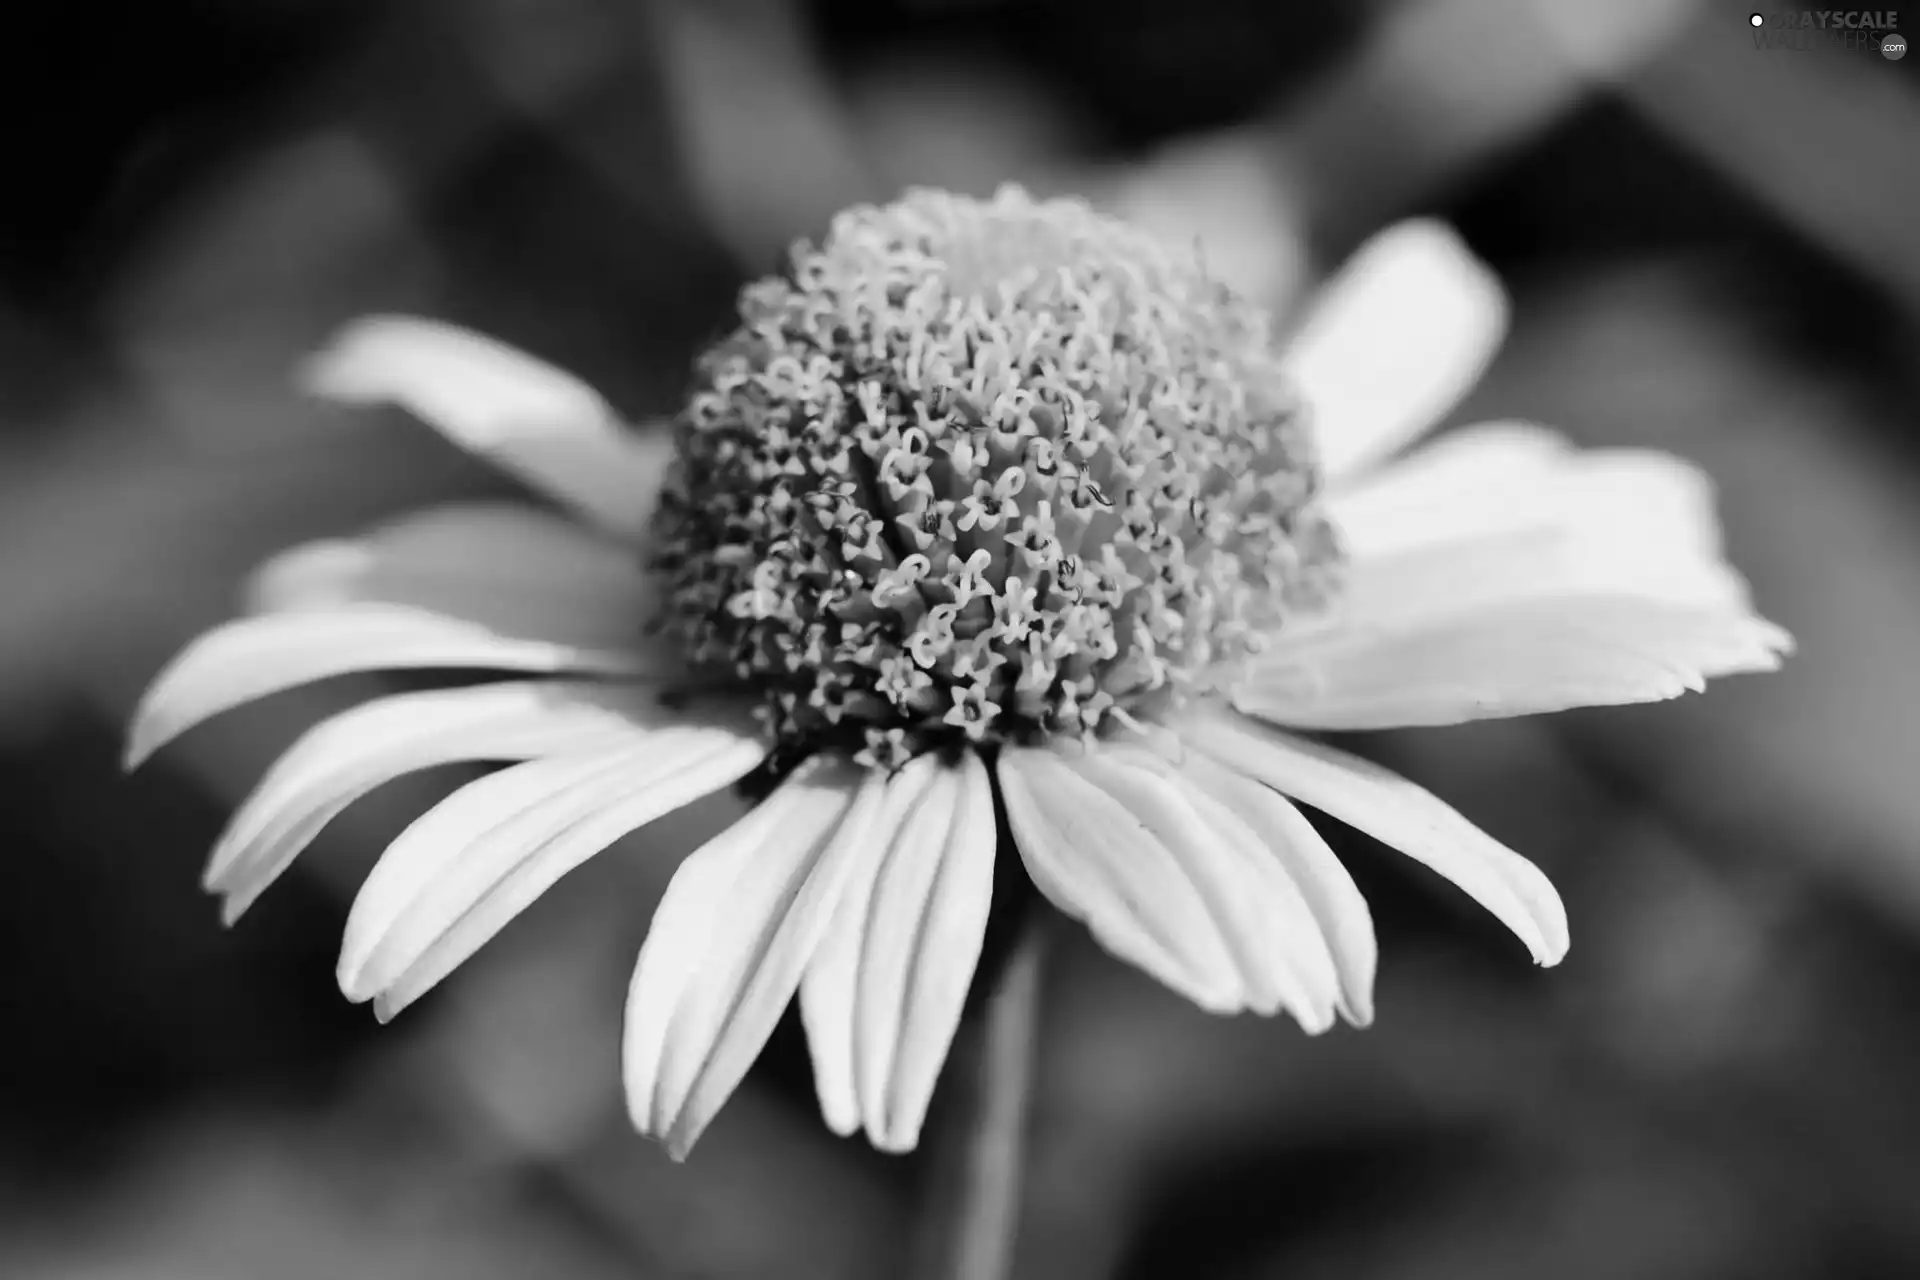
126 187 1790 1160
653 188 1337 764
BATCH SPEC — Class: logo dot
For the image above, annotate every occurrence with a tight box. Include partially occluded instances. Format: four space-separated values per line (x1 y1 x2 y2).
1749 11 1765 26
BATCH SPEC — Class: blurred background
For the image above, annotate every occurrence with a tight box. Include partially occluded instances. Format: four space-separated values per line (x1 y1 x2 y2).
3 1 1919 1276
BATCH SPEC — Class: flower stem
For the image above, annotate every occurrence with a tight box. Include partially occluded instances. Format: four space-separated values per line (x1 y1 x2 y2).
911 908 1051 1280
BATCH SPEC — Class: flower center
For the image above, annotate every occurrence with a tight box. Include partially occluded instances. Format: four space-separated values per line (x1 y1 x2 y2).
651 186 1342 769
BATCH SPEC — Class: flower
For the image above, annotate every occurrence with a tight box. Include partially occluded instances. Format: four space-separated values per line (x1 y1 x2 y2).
126 187 1790 1161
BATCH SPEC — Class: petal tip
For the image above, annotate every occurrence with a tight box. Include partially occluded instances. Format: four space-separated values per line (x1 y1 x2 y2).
663 1111 717 1164
297 341 366 406
337 954 377 1004
1338 972 1378 1029
1193 987 1247 1017
870 1127 920 1156
1296 1006 1339 1037
294 355 342 403
298 315 419 405
122 713 161 772
202 834 253 895
1363 219 1509 330
217 894 251 929
619 1071 655 1138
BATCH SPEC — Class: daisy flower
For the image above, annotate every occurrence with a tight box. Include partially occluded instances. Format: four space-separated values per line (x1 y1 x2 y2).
126 187 1789 1161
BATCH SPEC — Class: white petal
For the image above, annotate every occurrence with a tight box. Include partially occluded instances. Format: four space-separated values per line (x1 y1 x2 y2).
845 753 996 1152
125 605 644 769
1173 747 1378 1026
1179 705 1568 966
799 768 921 1138
625 756 875 1160
1324 528 1755 641
1282 222 1508 481
339 747 640 1000
209 681 663 923
301 316 670 538
246 540 369 612
343 717 766 1018
1319 422 1574 559
998 747 1244 1014
1096 746 1341 1032
1240 594 1791 731
1320 426 1753 615
247 503 669 652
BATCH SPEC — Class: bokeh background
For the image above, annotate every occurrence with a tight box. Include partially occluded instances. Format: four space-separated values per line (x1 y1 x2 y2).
4 1 1919 1276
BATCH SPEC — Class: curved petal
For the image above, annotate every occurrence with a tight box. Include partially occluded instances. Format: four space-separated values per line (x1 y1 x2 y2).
1096 745 1341 1032
1239 594 1791 731
125 605 646 769
1319 422 1572 553
247 503 668 652
799 767 923 1139
1282 222 1508 481
800 752 996 1152
339 748 644 999
302 316 670 539
339 714 768 1018
1322 529 1755 640
997 746 1244 1014
1174 747 1378 1026
624 755 874 1161
209 680 665 923
1319 425 1754 617
1179 704 1568 966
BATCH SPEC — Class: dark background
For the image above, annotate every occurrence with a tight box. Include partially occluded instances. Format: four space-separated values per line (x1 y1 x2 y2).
4 2 1919 1276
